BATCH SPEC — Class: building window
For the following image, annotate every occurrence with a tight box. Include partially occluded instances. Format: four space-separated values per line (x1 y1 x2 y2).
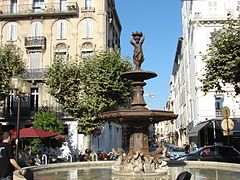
7 23 17 41
30 88 38 112
57 21 67 39
28 51 42 70
215 96 223 117
208 1 217 15
54 43 69 61
82 19 93 39
10 0 18 13
32 22 42 37
60 0 67 11
33 0 44 12
54 52 68 61
85 0 93 8
81 50 93 58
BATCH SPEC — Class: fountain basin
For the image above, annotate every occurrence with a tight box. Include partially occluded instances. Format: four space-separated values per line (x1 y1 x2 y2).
14 161 240 180
121 70 157 81
100 109 177 125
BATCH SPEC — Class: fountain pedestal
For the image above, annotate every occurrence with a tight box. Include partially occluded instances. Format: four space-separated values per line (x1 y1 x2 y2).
128 126 150 157
100 69 177 176
121 70 157 157
99 32 178 176
131 81 147 110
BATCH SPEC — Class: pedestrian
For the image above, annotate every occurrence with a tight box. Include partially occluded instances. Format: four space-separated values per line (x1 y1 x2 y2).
184 143 190 154
190 141 198 151
0 131 23 180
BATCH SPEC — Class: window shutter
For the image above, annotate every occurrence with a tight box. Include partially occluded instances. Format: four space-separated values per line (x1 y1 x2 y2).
12 24 17 40
7 23 17 41
29 51 42 70
57 21 67 39
60 0 67 11
87 0 94 8
88 20 93 38
86 0 92 8
11 0 18 13
57 21 61 38
83 20 87 38
62 21 67 39
32 22 42 37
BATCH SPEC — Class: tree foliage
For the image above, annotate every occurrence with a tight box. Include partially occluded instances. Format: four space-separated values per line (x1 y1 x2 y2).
0 44 25 98
201 17 240 94
31 107 65 153
46 50 132 134
33 107 64 133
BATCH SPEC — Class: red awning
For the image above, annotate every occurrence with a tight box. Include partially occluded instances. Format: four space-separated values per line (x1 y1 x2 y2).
11 127 58 138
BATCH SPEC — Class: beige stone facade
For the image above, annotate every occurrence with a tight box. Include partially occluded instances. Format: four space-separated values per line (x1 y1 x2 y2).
0 0 121 125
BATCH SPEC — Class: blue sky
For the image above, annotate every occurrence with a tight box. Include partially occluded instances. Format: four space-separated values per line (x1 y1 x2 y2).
115 0 183 109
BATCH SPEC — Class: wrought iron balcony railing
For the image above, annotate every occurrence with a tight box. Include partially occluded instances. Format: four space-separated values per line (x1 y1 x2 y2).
4 107 36 119
0 2 79 19
25 36 46 49
3 106 72 121
23 68 48 80
192 11 240 22
81 7 95 12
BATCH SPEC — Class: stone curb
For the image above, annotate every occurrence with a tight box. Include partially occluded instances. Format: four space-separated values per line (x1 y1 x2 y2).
14 161 114 179
185 161 240 172
14 160 240 179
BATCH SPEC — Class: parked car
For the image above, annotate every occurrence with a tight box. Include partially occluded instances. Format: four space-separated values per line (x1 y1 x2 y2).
174 145 240 163
165 145 185 159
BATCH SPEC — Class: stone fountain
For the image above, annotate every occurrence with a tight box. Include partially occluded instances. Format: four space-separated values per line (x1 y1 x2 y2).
100 32 178 176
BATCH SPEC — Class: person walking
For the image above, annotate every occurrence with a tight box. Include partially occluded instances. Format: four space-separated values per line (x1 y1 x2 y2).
184 143 190 154
0 131 23 180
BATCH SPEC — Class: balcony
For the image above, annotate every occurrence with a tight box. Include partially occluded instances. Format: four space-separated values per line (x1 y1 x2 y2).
81 7 95 13
5 107 36 119
25 36 46 49
192 11 240 24
3 106 72 121
23 68 48 80
0 2 79 19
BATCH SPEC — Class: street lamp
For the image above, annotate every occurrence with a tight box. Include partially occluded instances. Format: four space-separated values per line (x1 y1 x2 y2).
9 76 31 163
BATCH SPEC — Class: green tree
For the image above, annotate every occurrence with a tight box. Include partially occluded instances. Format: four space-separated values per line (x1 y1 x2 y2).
0 44 25 98
30 107 65 154
46 50 132 134
201 17 240 94
33 107 64 133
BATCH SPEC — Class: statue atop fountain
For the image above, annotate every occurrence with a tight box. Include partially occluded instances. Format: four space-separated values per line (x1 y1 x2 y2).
130 31 145 71
99 32 178 177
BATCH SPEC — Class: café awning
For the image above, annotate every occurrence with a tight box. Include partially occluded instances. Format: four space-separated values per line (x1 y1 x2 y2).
11 127 58 138
188 121 210 137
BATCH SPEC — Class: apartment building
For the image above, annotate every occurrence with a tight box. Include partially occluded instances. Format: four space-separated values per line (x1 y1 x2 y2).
171 0 240 147
0 0 122 154
155 95 178 145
